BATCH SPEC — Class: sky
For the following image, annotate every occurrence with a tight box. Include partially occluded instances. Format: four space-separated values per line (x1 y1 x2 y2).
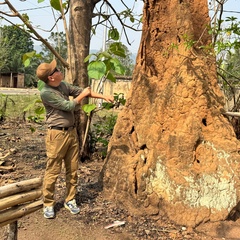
0 0 144 54
209 0 239 19
0 0 239 54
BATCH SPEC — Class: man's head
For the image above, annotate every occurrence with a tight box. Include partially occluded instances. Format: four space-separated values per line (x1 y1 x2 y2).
36 59 57 83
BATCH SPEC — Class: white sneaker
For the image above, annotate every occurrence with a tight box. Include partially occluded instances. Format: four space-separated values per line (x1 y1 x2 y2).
43 206 55 219
64 199 80 214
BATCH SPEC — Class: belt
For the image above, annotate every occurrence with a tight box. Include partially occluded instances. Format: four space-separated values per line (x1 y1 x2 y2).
49 126 74 131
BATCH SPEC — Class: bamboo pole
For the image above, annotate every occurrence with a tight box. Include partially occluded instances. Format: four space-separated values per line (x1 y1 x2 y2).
0 200 43 227
0 178 42 198
223 112 240 117
0 189 42 211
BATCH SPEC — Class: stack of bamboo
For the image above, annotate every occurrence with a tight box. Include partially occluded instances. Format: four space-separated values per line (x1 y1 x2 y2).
0 178 43 227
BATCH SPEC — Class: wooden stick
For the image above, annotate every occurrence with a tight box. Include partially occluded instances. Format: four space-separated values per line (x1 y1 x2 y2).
0 178 42 198
0 151 10 159
0 189 42 211
223 112 240 117
0 219 20 228
0 200 43 227
0 165 16 172
7 221 17 240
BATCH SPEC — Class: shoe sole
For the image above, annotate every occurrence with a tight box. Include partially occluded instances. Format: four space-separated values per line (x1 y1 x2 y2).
43 214 55 219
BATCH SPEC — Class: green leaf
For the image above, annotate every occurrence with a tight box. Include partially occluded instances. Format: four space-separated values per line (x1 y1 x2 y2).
98 51 112 60
38 0 45 3
87 61 106 79
109 42 126 57
84 53 97 63
130 16 135 23
50 0 61 11
37 80 45 91
23 51 36 67
106 72 116 83
82 104 96 116
102 102 114 110
23 51 36 61
108 28 120 41
35 106 45 115
24 58 31 67
110 58 125 74
119 98 126 106
91 27 96 35
84 54 92 63
22 14 30 22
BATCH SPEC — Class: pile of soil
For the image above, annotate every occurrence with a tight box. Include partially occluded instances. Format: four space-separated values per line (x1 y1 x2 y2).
0 120 240 240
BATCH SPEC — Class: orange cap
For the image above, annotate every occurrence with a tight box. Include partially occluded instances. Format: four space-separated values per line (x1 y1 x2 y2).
36 59 57 82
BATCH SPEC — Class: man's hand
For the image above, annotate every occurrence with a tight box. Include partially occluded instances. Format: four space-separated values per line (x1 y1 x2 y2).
104 95 114 103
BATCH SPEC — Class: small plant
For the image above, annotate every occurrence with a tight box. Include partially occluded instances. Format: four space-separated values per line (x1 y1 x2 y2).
23 98 45 124
182 33 196 50
82 92 126 158
90 113 118 158
113 93 126 108
0 93 15 122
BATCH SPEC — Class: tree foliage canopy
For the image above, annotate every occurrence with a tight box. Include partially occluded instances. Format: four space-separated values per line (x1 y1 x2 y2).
0 25 34 73
40 32 67 72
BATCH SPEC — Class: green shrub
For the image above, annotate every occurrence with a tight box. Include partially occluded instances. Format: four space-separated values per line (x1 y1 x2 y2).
90 113 117 158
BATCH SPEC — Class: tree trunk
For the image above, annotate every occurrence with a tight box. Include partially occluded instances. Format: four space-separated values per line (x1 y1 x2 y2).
102 0 240 227
68 0 97 160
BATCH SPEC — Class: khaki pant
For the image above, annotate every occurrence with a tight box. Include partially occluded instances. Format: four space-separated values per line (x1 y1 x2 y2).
42 128 79 207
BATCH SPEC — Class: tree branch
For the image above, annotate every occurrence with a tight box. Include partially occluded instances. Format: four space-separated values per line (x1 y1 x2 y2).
0 10 17 17
92 0 142 46
0 16 40 41
3 0 69 68
212 0 224 45
104 1 131 45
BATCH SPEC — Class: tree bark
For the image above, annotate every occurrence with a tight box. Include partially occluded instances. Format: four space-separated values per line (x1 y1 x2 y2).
101 0 240 227
68 0 97 160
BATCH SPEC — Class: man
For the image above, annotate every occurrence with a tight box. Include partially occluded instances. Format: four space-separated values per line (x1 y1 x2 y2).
36 59 114 219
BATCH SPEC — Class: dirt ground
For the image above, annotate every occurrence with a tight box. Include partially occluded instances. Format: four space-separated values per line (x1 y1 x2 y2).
1 120 240 240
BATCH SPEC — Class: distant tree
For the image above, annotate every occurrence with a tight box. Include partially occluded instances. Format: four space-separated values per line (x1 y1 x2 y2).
40 32 67 72
0 25 34 71
0 36 9 72
0 25 35 86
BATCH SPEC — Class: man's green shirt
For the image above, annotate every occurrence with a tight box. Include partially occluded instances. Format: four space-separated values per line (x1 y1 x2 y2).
40 81 83 128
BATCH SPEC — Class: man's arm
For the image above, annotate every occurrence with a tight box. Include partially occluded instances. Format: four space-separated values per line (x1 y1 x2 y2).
89 90 114 103
74 87 114 104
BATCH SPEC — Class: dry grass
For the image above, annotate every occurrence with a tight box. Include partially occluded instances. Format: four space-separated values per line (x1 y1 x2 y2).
0 93 40 120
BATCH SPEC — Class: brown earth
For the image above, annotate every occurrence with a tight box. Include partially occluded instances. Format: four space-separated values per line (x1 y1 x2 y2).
1 120 240 240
